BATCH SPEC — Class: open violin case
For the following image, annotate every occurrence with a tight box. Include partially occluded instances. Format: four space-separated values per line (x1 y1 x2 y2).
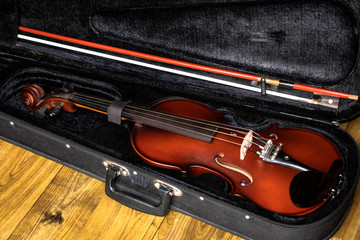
1 0 360 239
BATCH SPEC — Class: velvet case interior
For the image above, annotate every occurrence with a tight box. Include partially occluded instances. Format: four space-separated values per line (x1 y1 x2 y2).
0 0 359 226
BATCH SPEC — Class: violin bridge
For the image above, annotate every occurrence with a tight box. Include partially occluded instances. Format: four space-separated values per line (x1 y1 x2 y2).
240 130 253 160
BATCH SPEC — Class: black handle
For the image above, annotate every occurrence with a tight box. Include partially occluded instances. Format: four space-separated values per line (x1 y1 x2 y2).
105 165 171 216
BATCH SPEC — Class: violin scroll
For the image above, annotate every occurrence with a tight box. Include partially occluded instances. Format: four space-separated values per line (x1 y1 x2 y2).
21 84 77 118
21 84 45 108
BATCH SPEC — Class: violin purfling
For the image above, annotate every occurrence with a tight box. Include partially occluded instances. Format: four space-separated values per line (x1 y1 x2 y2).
21 84 343 215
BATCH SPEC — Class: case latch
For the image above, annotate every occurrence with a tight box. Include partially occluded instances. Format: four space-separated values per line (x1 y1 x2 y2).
103 161 172 216
103 161 130 177
154 179 183 197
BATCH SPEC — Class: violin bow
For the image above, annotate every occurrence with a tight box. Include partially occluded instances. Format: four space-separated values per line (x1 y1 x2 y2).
18 26 358 107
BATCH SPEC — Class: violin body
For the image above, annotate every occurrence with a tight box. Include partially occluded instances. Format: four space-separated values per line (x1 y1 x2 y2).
131 99 341 215
20 84 343 215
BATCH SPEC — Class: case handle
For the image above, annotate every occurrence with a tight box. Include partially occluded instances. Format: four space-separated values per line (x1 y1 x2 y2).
105 164 171 216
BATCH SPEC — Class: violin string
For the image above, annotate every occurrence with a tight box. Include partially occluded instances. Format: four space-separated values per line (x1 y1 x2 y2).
71 93 114 104
70 98 109 112
125 104 268 143
123 109 264 153
69 97 265 152
72 102 264 153
71 97 265 150
69 93 267 149
71 99 108 110
71 98 109 109
244 146 261 155
123 107 265 150
123 105 267 148
70 96 112 107
72 92 268 142
71 95 266 149
73 93 254 140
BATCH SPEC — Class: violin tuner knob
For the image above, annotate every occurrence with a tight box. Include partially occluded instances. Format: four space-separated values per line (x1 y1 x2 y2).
34 105 49 119
49 102 64 117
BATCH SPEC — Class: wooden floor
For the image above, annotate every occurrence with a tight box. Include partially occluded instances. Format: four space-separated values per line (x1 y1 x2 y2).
1 117 360 240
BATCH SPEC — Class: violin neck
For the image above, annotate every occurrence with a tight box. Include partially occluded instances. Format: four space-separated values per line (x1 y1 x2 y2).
67 92 111 113
68 93 217 142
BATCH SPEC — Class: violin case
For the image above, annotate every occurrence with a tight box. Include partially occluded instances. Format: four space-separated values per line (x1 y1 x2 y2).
0 0 359 239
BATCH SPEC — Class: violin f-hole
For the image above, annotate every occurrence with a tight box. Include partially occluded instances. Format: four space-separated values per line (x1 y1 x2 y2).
214 153 253 186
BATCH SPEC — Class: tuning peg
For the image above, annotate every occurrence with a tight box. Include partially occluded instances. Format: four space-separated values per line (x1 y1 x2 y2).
49 102 64 117
34 105 49 119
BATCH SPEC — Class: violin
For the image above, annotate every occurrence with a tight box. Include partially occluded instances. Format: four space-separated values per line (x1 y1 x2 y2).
21 84 343 215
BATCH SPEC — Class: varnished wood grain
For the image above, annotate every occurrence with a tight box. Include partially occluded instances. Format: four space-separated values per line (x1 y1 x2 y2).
0 140 62 240
151 210 235 240
0 117 359 240
8 166 105 240
76 196 164 240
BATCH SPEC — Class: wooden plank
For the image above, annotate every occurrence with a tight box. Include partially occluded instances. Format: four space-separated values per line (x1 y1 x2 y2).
150 210 236 240
7 165 105 240
75 195 164 240
0 140 62 240
340 118 360 144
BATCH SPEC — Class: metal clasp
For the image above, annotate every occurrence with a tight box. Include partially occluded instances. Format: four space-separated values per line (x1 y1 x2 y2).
328 174 343 200
103 161 130 177
154 179 183 197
